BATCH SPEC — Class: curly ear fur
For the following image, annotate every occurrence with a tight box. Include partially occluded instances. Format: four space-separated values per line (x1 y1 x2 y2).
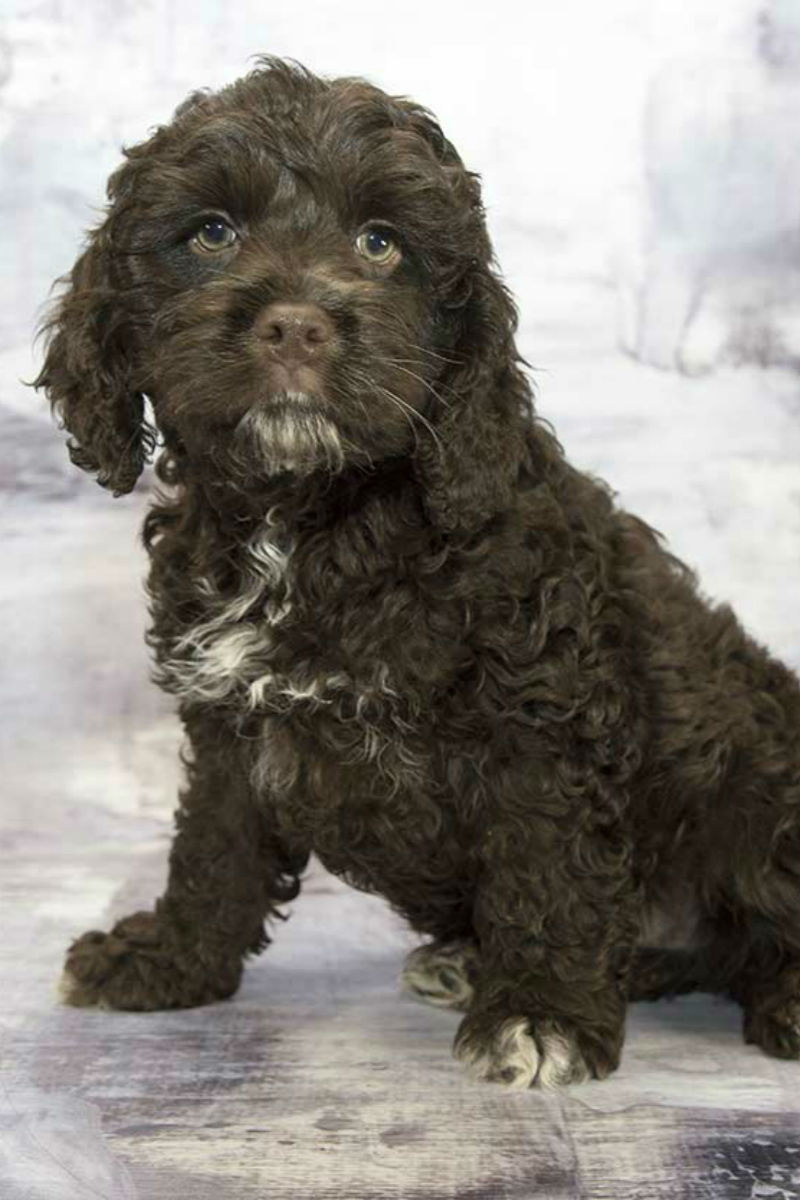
33 220 155 496
387 106 534 533
415 262 533 534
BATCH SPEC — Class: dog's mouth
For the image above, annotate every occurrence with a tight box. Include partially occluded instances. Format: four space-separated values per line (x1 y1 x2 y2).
260 388 326 412
262 360 329 404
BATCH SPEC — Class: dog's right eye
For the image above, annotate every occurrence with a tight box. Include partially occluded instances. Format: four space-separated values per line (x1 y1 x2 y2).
190 218 238 254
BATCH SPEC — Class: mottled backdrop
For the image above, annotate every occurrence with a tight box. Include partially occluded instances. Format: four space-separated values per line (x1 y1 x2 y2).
2 2 800 1198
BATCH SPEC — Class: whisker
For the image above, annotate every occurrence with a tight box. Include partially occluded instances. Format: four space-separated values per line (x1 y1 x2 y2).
376 360 454 411
360 372 443 454
343 311 463 368
393 344 463 367
351 317 461 365
342 366 427 452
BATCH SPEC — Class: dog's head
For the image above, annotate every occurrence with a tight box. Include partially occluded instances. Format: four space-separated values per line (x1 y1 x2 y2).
35 58 531 528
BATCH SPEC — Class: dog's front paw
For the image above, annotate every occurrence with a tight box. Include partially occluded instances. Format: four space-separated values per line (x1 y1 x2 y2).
453 1012 615 1090
60 911 242 1011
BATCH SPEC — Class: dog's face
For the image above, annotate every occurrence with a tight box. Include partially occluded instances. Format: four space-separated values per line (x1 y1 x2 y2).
36 59 527 527
126 63 486 480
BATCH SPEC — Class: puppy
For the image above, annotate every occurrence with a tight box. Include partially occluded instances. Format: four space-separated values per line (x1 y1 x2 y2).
36 57 800 1090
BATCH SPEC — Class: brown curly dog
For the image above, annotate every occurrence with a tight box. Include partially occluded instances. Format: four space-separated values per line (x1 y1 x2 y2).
35 57 800 1089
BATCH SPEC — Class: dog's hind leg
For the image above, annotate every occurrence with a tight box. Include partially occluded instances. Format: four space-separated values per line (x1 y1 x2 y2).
626 946 706 1001
721 906 800 1059
739 957 800 1059
708 845 800 1059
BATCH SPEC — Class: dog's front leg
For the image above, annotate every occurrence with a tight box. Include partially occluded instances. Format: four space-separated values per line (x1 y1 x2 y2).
452 777 637 1090
60 710 308 1011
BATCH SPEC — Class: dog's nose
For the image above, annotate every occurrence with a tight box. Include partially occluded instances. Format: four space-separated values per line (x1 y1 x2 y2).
254 303 334 364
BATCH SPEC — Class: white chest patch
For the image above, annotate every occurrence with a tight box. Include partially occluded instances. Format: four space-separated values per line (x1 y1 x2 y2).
157 513 398 720
158 512 295 707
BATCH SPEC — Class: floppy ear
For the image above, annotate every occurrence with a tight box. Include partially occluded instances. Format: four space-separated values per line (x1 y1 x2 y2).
33 219 155 496
391 104 535 533
415 264 534 534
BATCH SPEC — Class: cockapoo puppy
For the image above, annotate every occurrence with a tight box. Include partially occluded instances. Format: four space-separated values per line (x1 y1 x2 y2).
36 58 800 1089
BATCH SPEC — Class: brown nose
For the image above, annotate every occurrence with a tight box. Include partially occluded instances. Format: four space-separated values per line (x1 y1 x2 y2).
254 302 334 365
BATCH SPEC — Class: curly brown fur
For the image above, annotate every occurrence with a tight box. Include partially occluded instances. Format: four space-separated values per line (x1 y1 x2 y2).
37 58 800 1087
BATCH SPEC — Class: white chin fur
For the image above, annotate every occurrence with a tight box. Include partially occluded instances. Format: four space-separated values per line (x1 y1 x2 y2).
234 394 345 476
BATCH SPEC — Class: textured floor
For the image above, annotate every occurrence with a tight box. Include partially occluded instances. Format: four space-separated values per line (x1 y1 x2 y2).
5 4 800 1190
3 329 800 1198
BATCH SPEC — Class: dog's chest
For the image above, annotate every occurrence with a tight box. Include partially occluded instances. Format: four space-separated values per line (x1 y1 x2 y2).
159 518 300 708
160 512 444 769
256 704 456 886
158 515 474 883
160 507 465 713
161 520 367 707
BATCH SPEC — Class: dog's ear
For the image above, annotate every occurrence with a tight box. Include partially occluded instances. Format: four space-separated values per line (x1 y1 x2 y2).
392 104 535 533
33 189 155 497
414 262 534 535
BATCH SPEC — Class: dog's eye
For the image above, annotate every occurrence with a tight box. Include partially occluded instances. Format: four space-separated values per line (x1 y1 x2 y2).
355 226 401 267
191 218 238 253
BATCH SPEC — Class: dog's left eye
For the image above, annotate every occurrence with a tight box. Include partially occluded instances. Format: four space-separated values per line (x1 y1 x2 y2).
355 226 401 267
191 218 238 253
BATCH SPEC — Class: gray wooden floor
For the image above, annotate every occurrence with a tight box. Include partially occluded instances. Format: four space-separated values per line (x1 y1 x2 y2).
3 406 800 1200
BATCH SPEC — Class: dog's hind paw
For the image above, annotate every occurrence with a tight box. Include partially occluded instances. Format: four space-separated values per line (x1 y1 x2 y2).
401 939 479 1011
744 1000 800 1060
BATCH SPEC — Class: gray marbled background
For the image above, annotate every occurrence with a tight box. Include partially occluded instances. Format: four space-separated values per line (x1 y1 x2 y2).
2 2 800 1197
